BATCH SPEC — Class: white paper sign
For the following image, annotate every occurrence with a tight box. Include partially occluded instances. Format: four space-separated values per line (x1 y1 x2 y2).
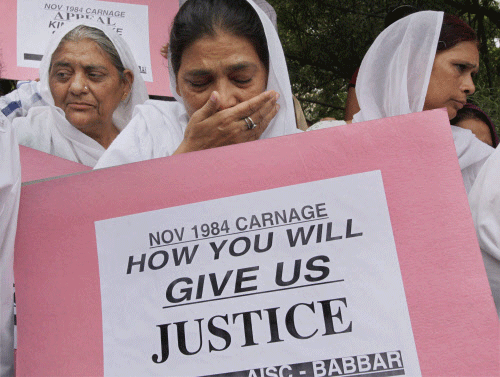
95 171 421 376
17 0 153 82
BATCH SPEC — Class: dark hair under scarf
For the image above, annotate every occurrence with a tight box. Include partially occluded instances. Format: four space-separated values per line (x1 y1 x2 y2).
452 103 499 148
169 0 269 78
437 14 477 52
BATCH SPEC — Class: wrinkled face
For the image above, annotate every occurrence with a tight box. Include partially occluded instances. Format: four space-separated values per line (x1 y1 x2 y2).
49 39 132 131
424 41 479 119
176 31 268 117
456 117 493 146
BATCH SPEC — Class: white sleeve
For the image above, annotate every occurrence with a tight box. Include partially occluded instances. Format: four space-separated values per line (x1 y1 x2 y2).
481 251 500 320
469 147 500 319
0 116 21 377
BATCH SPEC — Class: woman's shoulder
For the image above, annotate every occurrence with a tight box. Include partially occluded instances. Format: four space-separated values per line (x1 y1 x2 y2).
127 99 187 136
307 119 347 131
135 99 185 117
12 105 56 140
95 100 188 169
130 100 186 132
451 125 494 160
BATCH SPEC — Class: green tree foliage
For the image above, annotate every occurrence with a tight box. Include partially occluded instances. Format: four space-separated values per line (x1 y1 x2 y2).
268 0 500 134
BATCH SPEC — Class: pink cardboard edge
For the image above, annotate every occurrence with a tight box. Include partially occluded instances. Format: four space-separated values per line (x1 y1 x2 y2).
0 0 178 96
19 145 91 183
14 109 500 376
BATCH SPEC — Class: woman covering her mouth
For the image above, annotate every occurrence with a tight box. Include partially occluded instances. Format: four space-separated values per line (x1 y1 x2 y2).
94 0 299 169
11 21 149 167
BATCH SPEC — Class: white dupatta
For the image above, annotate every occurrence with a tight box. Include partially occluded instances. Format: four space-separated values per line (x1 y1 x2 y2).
353 11 493 193
95 0 298 169
13 21 148 167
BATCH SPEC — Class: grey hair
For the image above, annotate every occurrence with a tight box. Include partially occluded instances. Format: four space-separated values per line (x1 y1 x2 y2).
51 25 126 79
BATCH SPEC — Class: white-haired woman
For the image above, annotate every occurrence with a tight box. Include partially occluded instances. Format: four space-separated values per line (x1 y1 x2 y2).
8 21 148 167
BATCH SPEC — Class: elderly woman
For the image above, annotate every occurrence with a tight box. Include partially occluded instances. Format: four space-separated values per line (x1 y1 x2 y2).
10 21 148 167
310 11 494 193
95 0 298 169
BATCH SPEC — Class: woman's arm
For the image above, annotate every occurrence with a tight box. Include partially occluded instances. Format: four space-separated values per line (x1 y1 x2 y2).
0 115 21 377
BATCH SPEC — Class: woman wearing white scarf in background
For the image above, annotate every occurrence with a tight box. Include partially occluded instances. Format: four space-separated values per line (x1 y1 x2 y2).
469 148 500 319
95 0 298 169
311 11 493 193
12 21 148 167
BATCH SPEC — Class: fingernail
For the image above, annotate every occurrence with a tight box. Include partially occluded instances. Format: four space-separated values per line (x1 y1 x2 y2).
210 91 217 102
276 104 280 111
275 93 280 101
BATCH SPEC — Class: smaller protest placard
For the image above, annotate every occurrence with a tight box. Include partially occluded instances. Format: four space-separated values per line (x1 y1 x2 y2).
0 0 176 94
17 0 153 82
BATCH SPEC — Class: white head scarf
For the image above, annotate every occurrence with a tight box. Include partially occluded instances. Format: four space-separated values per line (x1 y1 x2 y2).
353 11 442 123
95 0 298 168
14 21 149 167
352 11 493 193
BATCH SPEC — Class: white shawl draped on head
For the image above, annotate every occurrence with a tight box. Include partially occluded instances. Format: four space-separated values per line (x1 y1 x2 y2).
353 11 493 193
468 148 500 318
94 0 298 169
13 21 148 167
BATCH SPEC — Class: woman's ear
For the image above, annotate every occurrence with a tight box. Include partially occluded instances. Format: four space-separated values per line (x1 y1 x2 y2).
123 69 134 92
121 70 134 101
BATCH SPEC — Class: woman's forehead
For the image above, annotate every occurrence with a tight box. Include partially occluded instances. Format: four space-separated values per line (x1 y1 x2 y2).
179 32 261 72
51 39 113 67
438 41 479 64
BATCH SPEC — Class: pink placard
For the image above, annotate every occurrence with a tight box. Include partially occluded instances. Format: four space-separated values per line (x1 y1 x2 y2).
20 145 91 183
14 109 499 376
0 0 177 96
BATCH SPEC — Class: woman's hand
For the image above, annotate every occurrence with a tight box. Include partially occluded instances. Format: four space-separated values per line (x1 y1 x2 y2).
173 90 280 154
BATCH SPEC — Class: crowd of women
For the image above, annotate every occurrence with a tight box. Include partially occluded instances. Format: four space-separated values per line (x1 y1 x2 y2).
1 0 499 375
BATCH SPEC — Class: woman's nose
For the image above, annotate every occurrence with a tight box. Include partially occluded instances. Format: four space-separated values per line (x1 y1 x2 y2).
69 72 89 95
463 75 476 95
215 81 238 111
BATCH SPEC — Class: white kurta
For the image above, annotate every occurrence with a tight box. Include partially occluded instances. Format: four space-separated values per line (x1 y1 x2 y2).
11 20 148 167
469 147 500 319
95 0 300 169
0 116 21 377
